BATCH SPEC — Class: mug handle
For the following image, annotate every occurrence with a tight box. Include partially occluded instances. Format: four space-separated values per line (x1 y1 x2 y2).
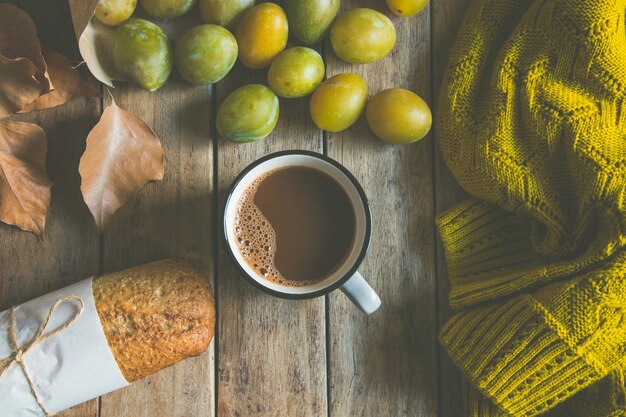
340 272 381 315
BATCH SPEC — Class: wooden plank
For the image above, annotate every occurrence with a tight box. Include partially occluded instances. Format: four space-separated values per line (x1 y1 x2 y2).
216 63 327 416
0 1 101 416
325 2 437 416
432 0 471 416
98 76 215 415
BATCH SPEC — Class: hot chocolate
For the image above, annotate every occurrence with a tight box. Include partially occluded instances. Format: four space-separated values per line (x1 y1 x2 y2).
233 166 356 286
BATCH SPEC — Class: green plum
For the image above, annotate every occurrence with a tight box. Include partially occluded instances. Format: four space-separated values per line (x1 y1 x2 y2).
366 88 432 144
309 73 368 132
330 8 396 64
94 0 137 26
199 0 253 28
267 47 324 98
175 25 238 85
217 84 279 142
113 18 173 92
141 0 196 20
283 0 339 45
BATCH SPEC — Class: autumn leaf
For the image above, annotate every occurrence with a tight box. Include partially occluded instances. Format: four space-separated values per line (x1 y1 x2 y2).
0 120 53 238
79 98 164 229
68 0 99 40
0 3 50 93
21 47 100 113
0 55 42 118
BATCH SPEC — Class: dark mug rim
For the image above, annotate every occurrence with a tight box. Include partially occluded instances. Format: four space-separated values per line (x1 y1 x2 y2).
222 150 372 300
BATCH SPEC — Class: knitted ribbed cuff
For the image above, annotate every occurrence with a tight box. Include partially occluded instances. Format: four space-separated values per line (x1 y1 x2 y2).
547 369 626 417
440 296 602 417
437 199 543 308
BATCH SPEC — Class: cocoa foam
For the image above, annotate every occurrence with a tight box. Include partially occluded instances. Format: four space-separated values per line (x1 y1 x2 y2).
233 171 320 287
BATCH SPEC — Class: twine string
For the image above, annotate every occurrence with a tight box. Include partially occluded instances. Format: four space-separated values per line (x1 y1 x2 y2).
0 296 84 416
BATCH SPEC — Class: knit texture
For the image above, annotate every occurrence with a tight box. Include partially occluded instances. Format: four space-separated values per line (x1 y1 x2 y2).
463 368 626 417
437 0 626 416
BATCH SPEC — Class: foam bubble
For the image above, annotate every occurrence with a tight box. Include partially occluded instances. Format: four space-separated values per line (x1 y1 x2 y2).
233 171 323 288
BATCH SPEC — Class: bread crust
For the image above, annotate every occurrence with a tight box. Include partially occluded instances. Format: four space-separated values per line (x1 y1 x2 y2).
93 259 215 382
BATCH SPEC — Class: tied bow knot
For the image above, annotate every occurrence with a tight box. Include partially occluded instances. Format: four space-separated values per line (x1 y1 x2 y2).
0 296 84 417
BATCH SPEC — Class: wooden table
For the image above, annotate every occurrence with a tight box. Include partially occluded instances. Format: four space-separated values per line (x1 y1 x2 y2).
0 0 471 415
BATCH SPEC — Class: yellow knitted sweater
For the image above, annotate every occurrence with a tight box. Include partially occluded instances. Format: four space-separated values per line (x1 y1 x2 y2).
437 0 626 416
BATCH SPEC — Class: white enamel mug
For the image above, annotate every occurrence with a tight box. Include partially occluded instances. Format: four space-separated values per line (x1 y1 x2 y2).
223 150 381 315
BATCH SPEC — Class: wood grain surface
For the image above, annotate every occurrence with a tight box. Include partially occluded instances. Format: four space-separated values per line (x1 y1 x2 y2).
215 63 327 417
432 0 472 416
0 0 471 416
325 1 437 416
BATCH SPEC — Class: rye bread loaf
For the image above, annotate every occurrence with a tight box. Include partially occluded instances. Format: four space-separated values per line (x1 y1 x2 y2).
92 258 215 382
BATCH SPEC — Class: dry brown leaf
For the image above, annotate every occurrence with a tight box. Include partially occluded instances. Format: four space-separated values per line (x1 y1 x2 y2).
68 0 98 41
0 3 50 93
0 55 42 118
79 98 164 229
78 19 123 88
69 0 126 87
21 47 100 113
0 120 53 238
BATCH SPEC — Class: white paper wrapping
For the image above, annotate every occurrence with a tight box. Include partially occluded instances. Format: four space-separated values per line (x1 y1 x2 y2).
0 278 130 416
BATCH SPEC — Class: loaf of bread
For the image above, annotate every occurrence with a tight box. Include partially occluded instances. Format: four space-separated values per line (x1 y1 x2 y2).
92 258 215 382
